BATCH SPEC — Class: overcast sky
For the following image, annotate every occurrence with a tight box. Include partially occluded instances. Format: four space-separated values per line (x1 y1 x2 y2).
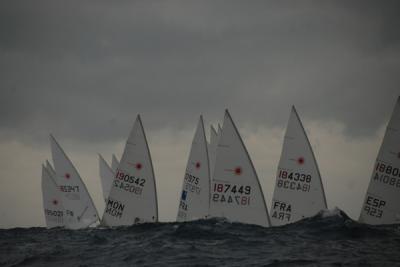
0 1 399 228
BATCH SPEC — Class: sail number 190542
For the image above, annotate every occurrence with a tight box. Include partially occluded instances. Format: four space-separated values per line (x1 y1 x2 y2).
113 170 145 195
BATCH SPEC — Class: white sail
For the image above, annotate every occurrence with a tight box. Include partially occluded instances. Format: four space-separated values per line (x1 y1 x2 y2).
359 97 400 225
177 116 210 221
270 106 327 226
50 135 99 229
111 154 119 173
208 125 218 178
99 154 115 203
102 115 158 226
217 123 222 138
209 110 270 227
46 160 56 178
41 164 64 228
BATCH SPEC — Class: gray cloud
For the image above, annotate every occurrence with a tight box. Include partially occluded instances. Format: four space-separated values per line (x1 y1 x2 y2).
0 1 399 145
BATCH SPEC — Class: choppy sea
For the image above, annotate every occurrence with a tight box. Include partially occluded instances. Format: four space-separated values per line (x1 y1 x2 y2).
1 209 399 267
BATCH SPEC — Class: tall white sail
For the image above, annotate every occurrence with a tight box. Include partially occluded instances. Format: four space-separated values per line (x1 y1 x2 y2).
359 97 400 225
102 115 158 226
50 135 99 229
270 106 327 226
208 125 218 178
111 154 119 173
177 116 210 221
41 164 64 228
99 154 114 203
209 110 270 227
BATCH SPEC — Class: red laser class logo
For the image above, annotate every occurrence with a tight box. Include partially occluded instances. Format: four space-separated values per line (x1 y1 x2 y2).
234 167 242 175
135 163 142 170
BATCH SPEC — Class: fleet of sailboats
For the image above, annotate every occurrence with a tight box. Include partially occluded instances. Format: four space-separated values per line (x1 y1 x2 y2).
40 99 400 228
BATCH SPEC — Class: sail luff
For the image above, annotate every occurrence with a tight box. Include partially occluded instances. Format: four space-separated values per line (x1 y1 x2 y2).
137 115 159 222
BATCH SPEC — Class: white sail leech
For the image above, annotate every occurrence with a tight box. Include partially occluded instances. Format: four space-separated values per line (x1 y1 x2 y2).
99 154 115 203
359 97 400 225
46 160 57 178
50 135 99 229
208 125 218 179
102 115 158 226
270 106 327 226
111 154 119 174
41 164 64 228
209 110 270 227
177 116 210 221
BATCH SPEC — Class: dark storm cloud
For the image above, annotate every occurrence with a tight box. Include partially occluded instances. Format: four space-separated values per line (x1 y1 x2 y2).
0 1 399 143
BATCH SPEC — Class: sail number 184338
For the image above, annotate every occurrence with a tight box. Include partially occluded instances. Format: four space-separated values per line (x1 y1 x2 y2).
277 170 311 192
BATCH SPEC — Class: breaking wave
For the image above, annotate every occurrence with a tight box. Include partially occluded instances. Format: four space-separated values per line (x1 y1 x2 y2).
1 209 399 266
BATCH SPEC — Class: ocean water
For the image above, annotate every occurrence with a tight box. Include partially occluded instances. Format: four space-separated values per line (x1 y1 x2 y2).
1 209 399 267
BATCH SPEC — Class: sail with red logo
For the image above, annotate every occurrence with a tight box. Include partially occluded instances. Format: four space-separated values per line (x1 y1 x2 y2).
102 115 158 226
359 97 400 225
50 135 99 229
177 116 210 221
209 110 270 227
270 106 327 226
41 164 64 228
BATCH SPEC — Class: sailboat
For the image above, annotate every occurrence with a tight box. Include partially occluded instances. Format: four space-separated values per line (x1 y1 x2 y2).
41 164 64 228
270 106 327 226
102 115 158 226
359 97 400 225
208 125 218 178
99 154 115 203
111 154 119 173
177 116 210 221
50 135 99 229
209 110 270 227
